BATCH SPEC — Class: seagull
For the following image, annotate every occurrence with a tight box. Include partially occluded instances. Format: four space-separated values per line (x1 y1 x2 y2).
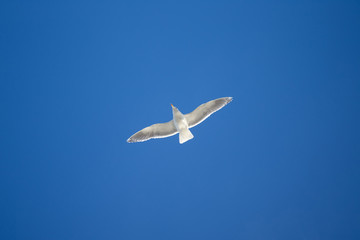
127 97 233 144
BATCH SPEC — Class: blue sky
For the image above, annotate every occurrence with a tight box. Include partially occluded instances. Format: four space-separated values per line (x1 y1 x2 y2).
1 1 360 239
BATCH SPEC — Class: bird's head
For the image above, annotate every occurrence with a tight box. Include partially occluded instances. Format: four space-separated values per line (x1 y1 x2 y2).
171 104 179 113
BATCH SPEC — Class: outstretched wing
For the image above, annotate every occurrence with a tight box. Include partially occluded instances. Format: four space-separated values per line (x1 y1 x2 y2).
185 97 232 128
127 120 178 143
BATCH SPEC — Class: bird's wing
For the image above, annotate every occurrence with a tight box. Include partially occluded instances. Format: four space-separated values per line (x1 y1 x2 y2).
185 97 232 128
127 120 178 143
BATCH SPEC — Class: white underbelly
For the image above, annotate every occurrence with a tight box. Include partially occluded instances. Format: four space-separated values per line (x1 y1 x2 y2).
174 117 188 132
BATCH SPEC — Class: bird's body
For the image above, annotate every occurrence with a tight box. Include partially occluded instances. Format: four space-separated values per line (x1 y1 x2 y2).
172 105 194 144
127 97 232 144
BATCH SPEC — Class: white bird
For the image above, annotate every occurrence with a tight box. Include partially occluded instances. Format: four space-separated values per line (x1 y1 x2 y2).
127 97 233 144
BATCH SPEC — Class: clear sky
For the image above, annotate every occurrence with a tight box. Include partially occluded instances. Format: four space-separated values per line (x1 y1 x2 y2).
1 1 360 239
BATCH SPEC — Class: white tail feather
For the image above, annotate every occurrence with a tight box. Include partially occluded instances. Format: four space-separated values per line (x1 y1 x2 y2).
179 128 194 144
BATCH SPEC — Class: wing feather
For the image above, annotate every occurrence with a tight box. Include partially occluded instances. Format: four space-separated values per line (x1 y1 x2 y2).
127 120 177 143
185 97 232 128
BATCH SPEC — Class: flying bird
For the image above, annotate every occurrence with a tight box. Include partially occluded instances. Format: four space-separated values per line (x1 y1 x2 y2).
127 97 233 144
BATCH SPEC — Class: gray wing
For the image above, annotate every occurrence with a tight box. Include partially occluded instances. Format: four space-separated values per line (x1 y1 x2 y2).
127 120 178 143
185 97 233 128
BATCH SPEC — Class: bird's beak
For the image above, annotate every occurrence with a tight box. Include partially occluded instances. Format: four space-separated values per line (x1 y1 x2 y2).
171 104 174 108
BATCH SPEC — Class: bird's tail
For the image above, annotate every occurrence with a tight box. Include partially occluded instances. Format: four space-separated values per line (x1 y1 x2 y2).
179 128 194 144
